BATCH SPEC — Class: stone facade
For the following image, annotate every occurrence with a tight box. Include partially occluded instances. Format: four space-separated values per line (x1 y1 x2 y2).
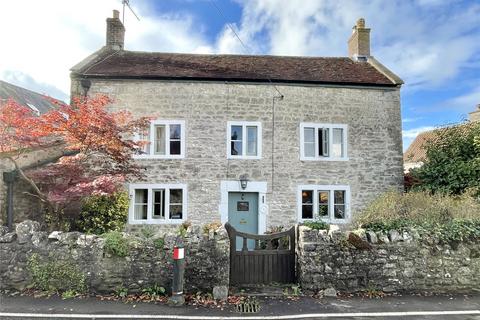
71 78 403 228
297 226 480 293
0 220 229 293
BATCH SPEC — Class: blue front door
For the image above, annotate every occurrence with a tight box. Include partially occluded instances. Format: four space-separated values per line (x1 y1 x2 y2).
228 192 259 250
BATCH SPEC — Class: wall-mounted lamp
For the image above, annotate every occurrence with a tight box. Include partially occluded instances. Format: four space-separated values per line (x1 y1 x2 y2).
239 174 249 190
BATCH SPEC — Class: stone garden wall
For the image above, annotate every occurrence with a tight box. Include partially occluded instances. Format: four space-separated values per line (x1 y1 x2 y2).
2 221 479 295
297 226 480 293
0 220 229 294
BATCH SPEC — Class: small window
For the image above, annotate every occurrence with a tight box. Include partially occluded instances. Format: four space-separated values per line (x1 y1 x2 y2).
134 120 185 159
227 122 262 159
129 184 187 224
300 124 347 160
298 185 350 223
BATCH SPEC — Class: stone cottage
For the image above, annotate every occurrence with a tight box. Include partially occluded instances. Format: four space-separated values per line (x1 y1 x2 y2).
70 11 403 233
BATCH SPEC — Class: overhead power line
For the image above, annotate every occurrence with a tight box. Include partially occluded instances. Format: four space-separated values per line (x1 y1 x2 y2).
209 0 284 99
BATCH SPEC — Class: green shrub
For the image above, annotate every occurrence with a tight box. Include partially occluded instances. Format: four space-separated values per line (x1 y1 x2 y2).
103 231 129 257
142 284 166 297
152 237 165 249
27 254 86 294
114 286 128 298
409 121 480 195
302 220 329 230
76 192 129 235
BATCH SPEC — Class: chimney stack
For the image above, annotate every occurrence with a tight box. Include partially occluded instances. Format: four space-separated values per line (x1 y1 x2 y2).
348 18 370 61
106 10 125 50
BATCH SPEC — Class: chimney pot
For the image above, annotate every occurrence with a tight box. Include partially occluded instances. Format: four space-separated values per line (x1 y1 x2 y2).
113 10 120 19
348 17 370 61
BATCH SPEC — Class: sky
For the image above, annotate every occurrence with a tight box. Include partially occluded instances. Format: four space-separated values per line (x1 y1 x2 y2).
0 0 479 151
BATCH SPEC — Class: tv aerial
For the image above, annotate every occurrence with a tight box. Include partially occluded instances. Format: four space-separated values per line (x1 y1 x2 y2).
122 0 140 24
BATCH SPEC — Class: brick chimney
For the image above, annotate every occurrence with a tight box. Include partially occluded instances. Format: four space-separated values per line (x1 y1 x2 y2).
348 18 370 61
106 10 125 50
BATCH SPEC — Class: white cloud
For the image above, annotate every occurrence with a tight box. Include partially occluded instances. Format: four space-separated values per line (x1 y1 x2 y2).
403 126 436 139
0 0 212 100
444 85 480 113
1 0 479 102
217 0 480 90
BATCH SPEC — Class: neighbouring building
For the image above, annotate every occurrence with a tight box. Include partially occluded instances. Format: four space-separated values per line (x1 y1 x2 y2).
0 80 64 225
70 11 404 232
403 104 480 172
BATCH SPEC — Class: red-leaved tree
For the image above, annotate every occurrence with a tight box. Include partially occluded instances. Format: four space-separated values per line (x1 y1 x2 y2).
0 95 150 227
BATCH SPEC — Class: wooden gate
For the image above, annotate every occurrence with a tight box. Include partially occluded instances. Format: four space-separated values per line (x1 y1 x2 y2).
225 223 296 285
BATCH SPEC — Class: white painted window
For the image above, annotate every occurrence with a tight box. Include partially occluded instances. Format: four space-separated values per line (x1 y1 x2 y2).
129 184 187 224
134 120 185 159
300 123 348 161
297 185 350 223
227 121 262 159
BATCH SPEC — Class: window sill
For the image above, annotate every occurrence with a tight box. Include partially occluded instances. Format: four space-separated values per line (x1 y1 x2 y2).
299 218 349 224
227 155 262 160
128 219 185 225
133 155 185 160
300 157 349 162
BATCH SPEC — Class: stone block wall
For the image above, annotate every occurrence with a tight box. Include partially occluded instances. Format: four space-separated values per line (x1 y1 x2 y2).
70 78 403 227
297 226 480 293
0 220 229 293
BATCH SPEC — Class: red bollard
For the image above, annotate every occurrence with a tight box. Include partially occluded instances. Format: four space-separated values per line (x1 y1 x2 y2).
168 238 185 306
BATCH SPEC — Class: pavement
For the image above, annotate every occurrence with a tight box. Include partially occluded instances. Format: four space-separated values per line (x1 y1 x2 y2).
0 292 479 319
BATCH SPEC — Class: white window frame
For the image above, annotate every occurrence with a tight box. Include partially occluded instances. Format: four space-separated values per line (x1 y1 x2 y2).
133 120 186 159
299 123 348 161
297 185 350 224
128 183 187 224
227 121 262 159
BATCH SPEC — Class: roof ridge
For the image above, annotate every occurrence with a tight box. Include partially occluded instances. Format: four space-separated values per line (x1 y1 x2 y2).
119 50 351 60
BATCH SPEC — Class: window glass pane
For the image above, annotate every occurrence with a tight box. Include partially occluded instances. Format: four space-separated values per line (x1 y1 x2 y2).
170 124 181 140
134 189 148 204
318 191 329 217
169 205 183 219
170 189 183 204
301 190 313 219
134 205 147 220
334 205 345 219
304 142 314 157
134 189 148 220
334 190 345 204
332 128 344 157
231 141 242 155
302 205 313 219
319 128 329 157
231 126 242 141
304 128 314 143
154 125 166 155
246 126 257 156
170 141 181 155
302 190 313 204
153 190 165 219
137 128 150 154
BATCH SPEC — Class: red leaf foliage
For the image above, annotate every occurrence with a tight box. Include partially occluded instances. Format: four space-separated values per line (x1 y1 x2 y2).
0 95 151 208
